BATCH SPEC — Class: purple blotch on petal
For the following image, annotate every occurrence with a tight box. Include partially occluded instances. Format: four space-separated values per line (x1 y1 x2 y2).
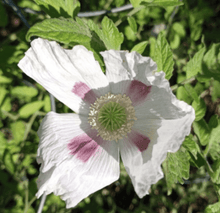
128 130 150 152
72 82 97 104
68 133 103 162
126 80 151 106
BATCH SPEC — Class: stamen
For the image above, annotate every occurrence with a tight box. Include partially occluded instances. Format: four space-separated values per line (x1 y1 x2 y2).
88 93 137 141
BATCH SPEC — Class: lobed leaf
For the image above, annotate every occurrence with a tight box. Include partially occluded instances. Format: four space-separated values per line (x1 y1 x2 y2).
162 148 190 195
193 119 210 146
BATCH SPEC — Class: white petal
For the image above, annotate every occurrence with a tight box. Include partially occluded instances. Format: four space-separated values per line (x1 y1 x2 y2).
119 72 195 198
18 38 109 114
36 112 119 208
101 50 157 94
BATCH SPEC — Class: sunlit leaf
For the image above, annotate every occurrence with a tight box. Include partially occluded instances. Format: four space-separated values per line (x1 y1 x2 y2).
131 41 148 54
19 101 44 118
127 16 137 33
154 32 174 80
10 121 26 143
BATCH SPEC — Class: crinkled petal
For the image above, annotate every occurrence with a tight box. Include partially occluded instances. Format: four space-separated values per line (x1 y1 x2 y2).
119 71 195 198
36 112 120 208
100 50 157 94
18 38 109 114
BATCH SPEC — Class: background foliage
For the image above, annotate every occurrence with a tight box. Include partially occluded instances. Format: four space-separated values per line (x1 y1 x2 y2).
0 0 220 212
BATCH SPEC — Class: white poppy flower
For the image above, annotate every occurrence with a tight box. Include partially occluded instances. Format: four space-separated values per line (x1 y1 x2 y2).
18 38 195 208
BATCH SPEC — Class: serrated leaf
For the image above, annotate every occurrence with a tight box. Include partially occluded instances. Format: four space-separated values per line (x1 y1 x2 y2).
140 0 184 7
3 149 15 174
209 121 220 160
19 101 44 118
33 0 80 18
186 47 206 79
154 32 174 80
11 86 38 98
184 84 200 103
96 16 124 50
127 16 137 33
192 98 206 121
11 121 26 143
131 41 148 54
193 119 210 146
205 202 220 213
203 43 220 69
26 17 91 44
182 134 200 159
211 159 220 184
162 148 190 195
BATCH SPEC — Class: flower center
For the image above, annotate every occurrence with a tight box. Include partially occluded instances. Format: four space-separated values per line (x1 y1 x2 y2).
98 101 127 131
88 93 137 141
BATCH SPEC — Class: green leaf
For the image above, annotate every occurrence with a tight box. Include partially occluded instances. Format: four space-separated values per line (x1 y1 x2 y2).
208 115 219 129
131 41 148 54
33 0 80 18
3 149 15 174
95 16 124 50
209 121 220 160
127 16 137 33
0 132 7 156
176 86 193 105
205 202 220 213
211 80 220 102
129 0 142 7
182 134 200 159
211 159 220 184
162 148 190 195
154 32 174 80
44 95 51 112
192 98 206 121
184 84 200 103
140 0 184 7
1 97 11 112
19 101 44 118
186 47 206 79
26 17 91 44
0 3 8 27
172 22 186 37
11 86 38 98
0 87 7 106
170 34 180 49
10 121 26 143
193 119 210 146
